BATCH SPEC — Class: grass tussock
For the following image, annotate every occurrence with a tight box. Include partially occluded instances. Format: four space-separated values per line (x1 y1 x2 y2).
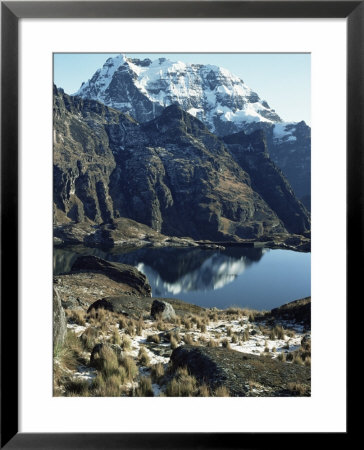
135 376 154 397
170 335 179 349
214 386 230 397
91 345 119 378
67 309 86 326
269 325 285 340
156 320 167 331
165 367 198 397
119 355 138 381
241 329 250 342
225 307 243 317
198 335 208 345
53 330 87 395
147 333 161 344
183 334 194 345
231 334 239 344
118 316 128 331
207 338 219 348
110 326 121 346
136 318 144 336
150 363 165 383
56 330 85 370
198 384 211 397
90 371 126 397
127 320 136 337
208 311 219 322
64 378 89 396
138 346 151 367
182 317 192 330
121 334 132 350
80 326 100 351
287 382 308 396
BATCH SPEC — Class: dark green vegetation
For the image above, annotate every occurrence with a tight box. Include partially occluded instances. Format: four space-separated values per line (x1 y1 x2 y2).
54 87 310 247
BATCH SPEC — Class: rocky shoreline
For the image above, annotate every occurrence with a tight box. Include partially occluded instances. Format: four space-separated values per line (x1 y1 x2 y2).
54 218 311 253
54 255 311 397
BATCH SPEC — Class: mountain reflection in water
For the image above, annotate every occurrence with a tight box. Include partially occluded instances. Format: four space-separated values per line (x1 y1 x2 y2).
54 245 310 310
135 248 266 296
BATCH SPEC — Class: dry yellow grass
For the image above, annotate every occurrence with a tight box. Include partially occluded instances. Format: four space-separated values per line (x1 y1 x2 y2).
214 386 230 397
135 376 154 397
151 363 165 382
183 334 194 345
138 346 151 367
165 367 198 397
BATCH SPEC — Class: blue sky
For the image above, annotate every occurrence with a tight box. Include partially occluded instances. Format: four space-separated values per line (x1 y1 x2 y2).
54 53 310 124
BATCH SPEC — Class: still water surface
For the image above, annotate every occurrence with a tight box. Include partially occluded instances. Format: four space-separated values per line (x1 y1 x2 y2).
54 245 310 310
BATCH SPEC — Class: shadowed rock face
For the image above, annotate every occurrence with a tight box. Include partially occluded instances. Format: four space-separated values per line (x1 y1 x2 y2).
258 297 311 329
223 130 310 235
170 345 311 396
54 87 309 242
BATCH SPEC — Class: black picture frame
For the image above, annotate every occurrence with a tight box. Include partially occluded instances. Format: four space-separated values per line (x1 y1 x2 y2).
1 1 357 448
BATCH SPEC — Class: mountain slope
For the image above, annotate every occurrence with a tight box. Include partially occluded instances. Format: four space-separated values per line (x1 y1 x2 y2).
54 86 310 242
74 54 311 204
223 130 310 234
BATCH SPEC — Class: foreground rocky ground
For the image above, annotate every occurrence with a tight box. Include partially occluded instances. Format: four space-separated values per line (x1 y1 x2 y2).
53 255 311 397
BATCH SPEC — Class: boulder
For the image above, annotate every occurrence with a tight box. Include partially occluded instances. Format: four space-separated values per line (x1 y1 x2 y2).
71 255 152 297
151 299 176 320
53 287 67 349
87 297 130 316
170 345 311 396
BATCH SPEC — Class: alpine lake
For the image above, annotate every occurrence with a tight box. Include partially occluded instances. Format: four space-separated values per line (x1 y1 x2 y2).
54 244 311 311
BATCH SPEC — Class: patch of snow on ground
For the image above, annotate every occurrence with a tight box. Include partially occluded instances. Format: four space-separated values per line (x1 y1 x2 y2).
67 323 87 336
72 365 97 383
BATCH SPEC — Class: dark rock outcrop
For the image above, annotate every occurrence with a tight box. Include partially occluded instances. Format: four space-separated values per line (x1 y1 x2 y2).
70 255 152 297
261 297 311 329
151 299 176 320
170 345 311 396
87 297 130 315
53 287 67 349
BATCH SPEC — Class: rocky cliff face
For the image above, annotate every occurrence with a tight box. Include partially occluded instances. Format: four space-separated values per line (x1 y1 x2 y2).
73 54 311 203
54 86 309 242
223 130 310 234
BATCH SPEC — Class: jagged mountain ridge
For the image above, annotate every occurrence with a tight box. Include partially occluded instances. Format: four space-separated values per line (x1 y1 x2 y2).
75 54 282 135
53 86 309 241
74 54 311 206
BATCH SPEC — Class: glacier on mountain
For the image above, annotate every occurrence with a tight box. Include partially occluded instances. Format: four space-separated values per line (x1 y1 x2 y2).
74 54 298 137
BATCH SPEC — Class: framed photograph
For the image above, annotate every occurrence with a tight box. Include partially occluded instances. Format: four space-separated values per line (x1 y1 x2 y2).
1 1 357 448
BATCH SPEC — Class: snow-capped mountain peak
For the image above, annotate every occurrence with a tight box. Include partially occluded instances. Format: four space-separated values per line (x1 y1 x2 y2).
74 54 283 135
